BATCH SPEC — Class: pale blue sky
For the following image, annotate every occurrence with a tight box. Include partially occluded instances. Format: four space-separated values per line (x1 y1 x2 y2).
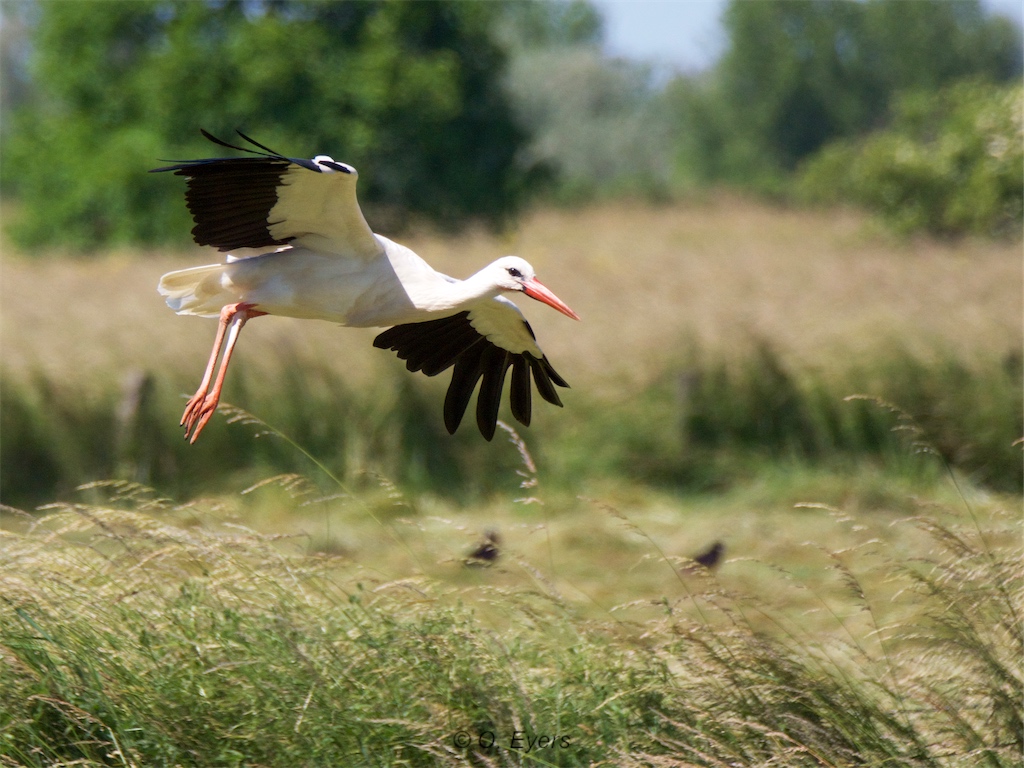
593 0 1024 72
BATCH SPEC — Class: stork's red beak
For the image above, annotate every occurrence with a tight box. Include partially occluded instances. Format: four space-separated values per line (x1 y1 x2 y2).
522 278 581 321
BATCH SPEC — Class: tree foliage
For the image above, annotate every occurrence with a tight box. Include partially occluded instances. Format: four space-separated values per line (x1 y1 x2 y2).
669 0 1022 192
498 0 674 203
506 47 672 203
496 0 602 51
1 0 534 250
4 0 1022 248
798 81 1023 237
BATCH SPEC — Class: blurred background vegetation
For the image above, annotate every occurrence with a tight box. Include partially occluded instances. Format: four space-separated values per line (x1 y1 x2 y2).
0 0 1021 509
1 0 1020 247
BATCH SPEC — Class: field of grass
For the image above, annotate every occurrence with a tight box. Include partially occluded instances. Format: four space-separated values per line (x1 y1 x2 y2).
1 198 1021 764
1 476 1020 765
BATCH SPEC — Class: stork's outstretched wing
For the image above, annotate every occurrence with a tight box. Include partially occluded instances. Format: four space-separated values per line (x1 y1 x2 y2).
373 300 569 440
151 130 381 259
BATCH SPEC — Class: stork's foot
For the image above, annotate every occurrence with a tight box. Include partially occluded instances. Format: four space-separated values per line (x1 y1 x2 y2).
181 390 221 443
181 390 207 432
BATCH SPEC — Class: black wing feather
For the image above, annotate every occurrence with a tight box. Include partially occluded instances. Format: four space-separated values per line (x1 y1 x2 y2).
476 347 511 440
510 357 532 426
409 323 479 375
373 311 569 439
151 130 320 252
444 344 487 435
528 357 563 407
231 129 286 157
419 324 483 375
374 317 478 375
541 358 570 389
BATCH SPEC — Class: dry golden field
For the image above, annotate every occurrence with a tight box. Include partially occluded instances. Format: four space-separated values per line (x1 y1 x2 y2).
3 196 1021 399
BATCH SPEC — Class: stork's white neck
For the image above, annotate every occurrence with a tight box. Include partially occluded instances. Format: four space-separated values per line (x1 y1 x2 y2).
446 266 507 309
408 261 510 316
371 241 529 323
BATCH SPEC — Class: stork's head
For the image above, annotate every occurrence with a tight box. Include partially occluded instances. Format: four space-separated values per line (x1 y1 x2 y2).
490 256 580 320
312 155 356 175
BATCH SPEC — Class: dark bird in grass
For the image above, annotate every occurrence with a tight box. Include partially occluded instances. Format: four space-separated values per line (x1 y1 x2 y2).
464 530 501 567
691 541 724 570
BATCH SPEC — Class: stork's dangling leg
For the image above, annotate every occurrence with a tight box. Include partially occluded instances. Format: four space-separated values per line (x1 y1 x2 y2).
181 305 233 431
182 302 265 443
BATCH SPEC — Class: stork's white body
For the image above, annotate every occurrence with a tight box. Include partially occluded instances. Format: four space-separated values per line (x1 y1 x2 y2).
155 131 577 442
160 238 544 356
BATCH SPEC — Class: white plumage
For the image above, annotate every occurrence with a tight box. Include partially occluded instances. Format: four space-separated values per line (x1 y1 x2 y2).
155 131 579 443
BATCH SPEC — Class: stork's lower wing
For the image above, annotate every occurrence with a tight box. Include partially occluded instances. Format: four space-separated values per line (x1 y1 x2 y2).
373 311 569 440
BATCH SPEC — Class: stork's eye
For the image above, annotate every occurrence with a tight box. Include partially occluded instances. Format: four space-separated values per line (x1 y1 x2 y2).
507 267 523 279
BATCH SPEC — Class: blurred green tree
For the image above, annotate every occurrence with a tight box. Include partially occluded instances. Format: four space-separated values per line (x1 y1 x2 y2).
669 0 1022 192
496 0 602 49
798 81 1023 237
1 0 534 250
499 0 674 203
506 46 673 203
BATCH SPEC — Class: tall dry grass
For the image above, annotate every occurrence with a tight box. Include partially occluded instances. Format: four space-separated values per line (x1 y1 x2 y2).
3 197 1020 391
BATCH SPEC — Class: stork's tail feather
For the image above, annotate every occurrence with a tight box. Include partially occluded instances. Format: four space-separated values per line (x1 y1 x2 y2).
158 264 232 317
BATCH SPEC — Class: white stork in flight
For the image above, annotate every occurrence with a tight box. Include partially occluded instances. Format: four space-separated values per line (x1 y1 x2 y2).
154 131 579 443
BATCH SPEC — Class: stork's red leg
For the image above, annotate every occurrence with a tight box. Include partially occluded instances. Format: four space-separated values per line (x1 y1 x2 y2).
181 306 233 432
182 302 265 443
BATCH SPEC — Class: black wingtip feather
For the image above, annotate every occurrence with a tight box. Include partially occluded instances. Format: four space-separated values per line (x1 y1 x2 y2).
544 360 570 390
510 357 532 426
233 129 283 157
528 355 565 407
196 128 281 159
444 347 486 435
199 129 253 155
476 348 511 440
